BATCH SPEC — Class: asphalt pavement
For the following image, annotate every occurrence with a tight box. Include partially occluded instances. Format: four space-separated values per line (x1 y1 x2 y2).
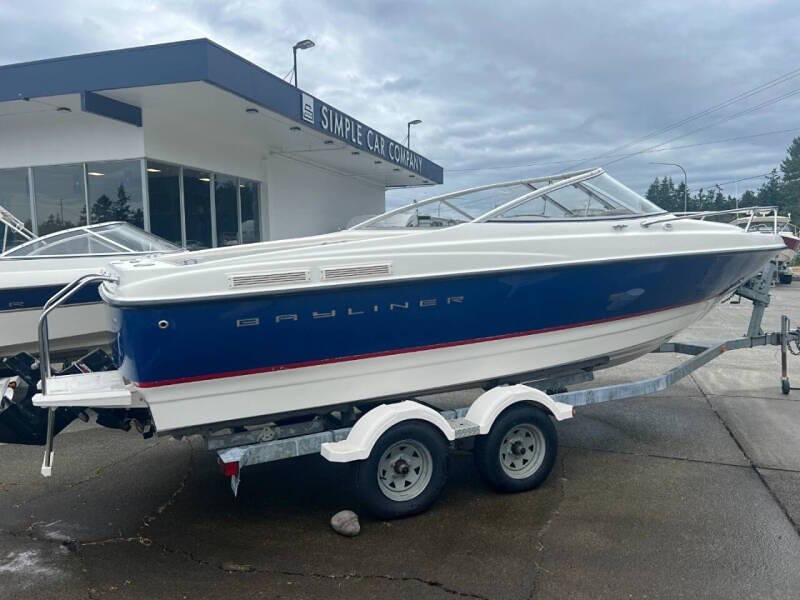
1 284 799 599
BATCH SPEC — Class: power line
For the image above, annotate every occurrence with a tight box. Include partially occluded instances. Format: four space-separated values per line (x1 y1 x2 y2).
567 65 800 170
602 86 800 167
444 126 800 174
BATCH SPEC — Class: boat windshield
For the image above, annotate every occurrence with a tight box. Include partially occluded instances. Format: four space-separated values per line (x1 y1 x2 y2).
352 169 663 229
3 222 178 257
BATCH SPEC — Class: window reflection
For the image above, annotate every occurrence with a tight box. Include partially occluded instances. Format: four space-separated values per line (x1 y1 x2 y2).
34 164 86 235
0 168 32 248
147 162 182 245
183 169 212 250
86 160 143 228
215 175 239 246
240 179 260 243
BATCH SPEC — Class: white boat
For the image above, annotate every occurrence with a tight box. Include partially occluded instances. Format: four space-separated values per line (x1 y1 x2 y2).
731 213 800 264
44 167 776 436
0 219 179 359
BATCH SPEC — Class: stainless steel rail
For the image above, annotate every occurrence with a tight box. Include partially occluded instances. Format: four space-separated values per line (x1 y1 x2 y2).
37 273 117 475
640 206 778 228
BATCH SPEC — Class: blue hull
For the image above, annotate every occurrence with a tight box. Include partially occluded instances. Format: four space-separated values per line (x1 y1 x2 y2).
1 283 101 312
111 250 773 387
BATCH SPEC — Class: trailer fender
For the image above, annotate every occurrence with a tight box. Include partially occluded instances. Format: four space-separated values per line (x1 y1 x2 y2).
465 384 573 435
321 400 455 463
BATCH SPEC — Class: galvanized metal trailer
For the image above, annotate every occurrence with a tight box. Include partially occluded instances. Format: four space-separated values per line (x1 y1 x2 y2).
206 263 800 518
7 262 800 519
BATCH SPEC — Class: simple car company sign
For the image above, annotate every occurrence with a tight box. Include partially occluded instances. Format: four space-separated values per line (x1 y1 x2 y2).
301 93 423 175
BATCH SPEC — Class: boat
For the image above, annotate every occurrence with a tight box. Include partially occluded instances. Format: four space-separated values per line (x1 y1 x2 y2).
0 218 179 360
44 166 775 437
731 212 799 264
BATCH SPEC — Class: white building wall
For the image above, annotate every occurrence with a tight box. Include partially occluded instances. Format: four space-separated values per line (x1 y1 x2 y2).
265 154 385 240
142 108 264 181
0 108 144 168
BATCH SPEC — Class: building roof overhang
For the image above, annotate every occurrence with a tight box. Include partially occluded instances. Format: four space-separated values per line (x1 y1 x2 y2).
0 39 443 187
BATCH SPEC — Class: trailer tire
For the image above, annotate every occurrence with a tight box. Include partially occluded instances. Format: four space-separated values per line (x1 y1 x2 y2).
474 405 557 493
356 421 448 519
779 272 793 285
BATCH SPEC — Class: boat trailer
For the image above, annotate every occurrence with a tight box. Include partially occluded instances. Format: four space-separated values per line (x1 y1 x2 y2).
2 263 799 518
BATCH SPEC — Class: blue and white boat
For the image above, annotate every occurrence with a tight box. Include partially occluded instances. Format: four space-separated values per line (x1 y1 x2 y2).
74 167 782 435
0 219 178 359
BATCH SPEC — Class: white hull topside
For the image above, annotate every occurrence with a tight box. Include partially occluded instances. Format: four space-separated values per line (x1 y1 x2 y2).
0 302 112 358
141 297 718 432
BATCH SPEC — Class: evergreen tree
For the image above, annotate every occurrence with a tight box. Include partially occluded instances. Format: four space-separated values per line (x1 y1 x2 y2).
756 169 782 209
91 194 115 223
780 136 800 223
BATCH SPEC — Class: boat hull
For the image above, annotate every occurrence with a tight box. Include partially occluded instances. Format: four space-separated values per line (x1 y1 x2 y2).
139 298 716 432
111 248 775 432
0 283 111 359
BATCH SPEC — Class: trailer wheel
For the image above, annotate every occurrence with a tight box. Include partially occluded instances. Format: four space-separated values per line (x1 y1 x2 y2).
356 421 448 519
474 405 557 493
779 272 793 285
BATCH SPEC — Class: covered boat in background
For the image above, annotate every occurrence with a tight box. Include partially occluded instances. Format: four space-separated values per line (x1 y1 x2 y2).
73 167 783 435
0 220 179 359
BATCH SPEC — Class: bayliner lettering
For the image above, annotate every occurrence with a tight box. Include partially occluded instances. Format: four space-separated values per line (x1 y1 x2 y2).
273 296 464 324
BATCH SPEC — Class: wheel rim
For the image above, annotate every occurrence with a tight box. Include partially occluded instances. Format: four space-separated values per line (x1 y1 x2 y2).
377 439 433 501
499 423 546 479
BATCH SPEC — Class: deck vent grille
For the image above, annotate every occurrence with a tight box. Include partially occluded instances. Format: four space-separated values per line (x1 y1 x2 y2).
228 270 310 288
321 263 392 281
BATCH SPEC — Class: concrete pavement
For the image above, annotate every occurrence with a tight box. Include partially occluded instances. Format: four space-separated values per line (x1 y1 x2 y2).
1 284 800 599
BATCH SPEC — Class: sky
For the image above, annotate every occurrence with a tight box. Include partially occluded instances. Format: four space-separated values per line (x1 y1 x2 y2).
2 0 799 205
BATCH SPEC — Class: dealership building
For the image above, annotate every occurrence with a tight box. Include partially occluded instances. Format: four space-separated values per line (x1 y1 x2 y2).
0 39 442 249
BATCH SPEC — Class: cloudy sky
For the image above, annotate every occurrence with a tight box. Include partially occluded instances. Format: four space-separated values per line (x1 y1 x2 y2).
2 0 799 203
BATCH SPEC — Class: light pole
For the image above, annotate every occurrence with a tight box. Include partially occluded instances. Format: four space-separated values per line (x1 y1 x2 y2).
292 39 315 87
407 119 422 149
650 162 688 213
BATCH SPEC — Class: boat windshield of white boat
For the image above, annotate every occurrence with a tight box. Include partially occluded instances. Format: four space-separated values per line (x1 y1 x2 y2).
1 222 178 258
351 168 664 230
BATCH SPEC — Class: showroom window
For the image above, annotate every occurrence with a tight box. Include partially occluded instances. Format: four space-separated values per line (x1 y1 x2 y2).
183 168 212 250
33 164 87 235
240 178 261 243
0 168 32 248
86 160 144 228
146 161 182 246
215 174 240 246
6 160 262 248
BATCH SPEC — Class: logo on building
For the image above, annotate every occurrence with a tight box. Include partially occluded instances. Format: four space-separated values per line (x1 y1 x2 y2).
301 93 314 124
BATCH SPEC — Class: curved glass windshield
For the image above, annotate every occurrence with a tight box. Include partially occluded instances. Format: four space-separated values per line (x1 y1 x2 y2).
354 170 663 230
4 222 178 257
490 173 662 221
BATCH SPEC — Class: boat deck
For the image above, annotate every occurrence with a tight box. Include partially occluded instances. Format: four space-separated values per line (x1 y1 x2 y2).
2 284 800 599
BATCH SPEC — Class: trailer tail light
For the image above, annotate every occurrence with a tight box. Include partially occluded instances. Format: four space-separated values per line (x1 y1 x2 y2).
219 459 239 478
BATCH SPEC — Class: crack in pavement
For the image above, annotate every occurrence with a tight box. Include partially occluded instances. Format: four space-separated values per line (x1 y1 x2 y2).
560 443 762 470
693 374 800 536
5 440 164 512
524 451 568 600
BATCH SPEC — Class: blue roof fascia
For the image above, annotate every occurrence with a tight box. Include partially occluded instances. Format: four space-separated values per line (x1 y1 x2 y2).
0 39 444 184
81 90 142 126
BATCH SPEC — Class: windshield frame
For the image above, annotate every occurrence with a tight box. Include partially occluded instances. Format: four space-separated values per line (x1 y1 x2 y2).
350 168 666 230
1 221 179 259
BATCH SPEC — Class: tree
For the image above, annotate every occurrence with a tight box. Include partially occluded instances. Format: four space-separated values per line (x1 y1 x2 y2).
757 169 782 210
90 194 115 223
780 136 800 223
